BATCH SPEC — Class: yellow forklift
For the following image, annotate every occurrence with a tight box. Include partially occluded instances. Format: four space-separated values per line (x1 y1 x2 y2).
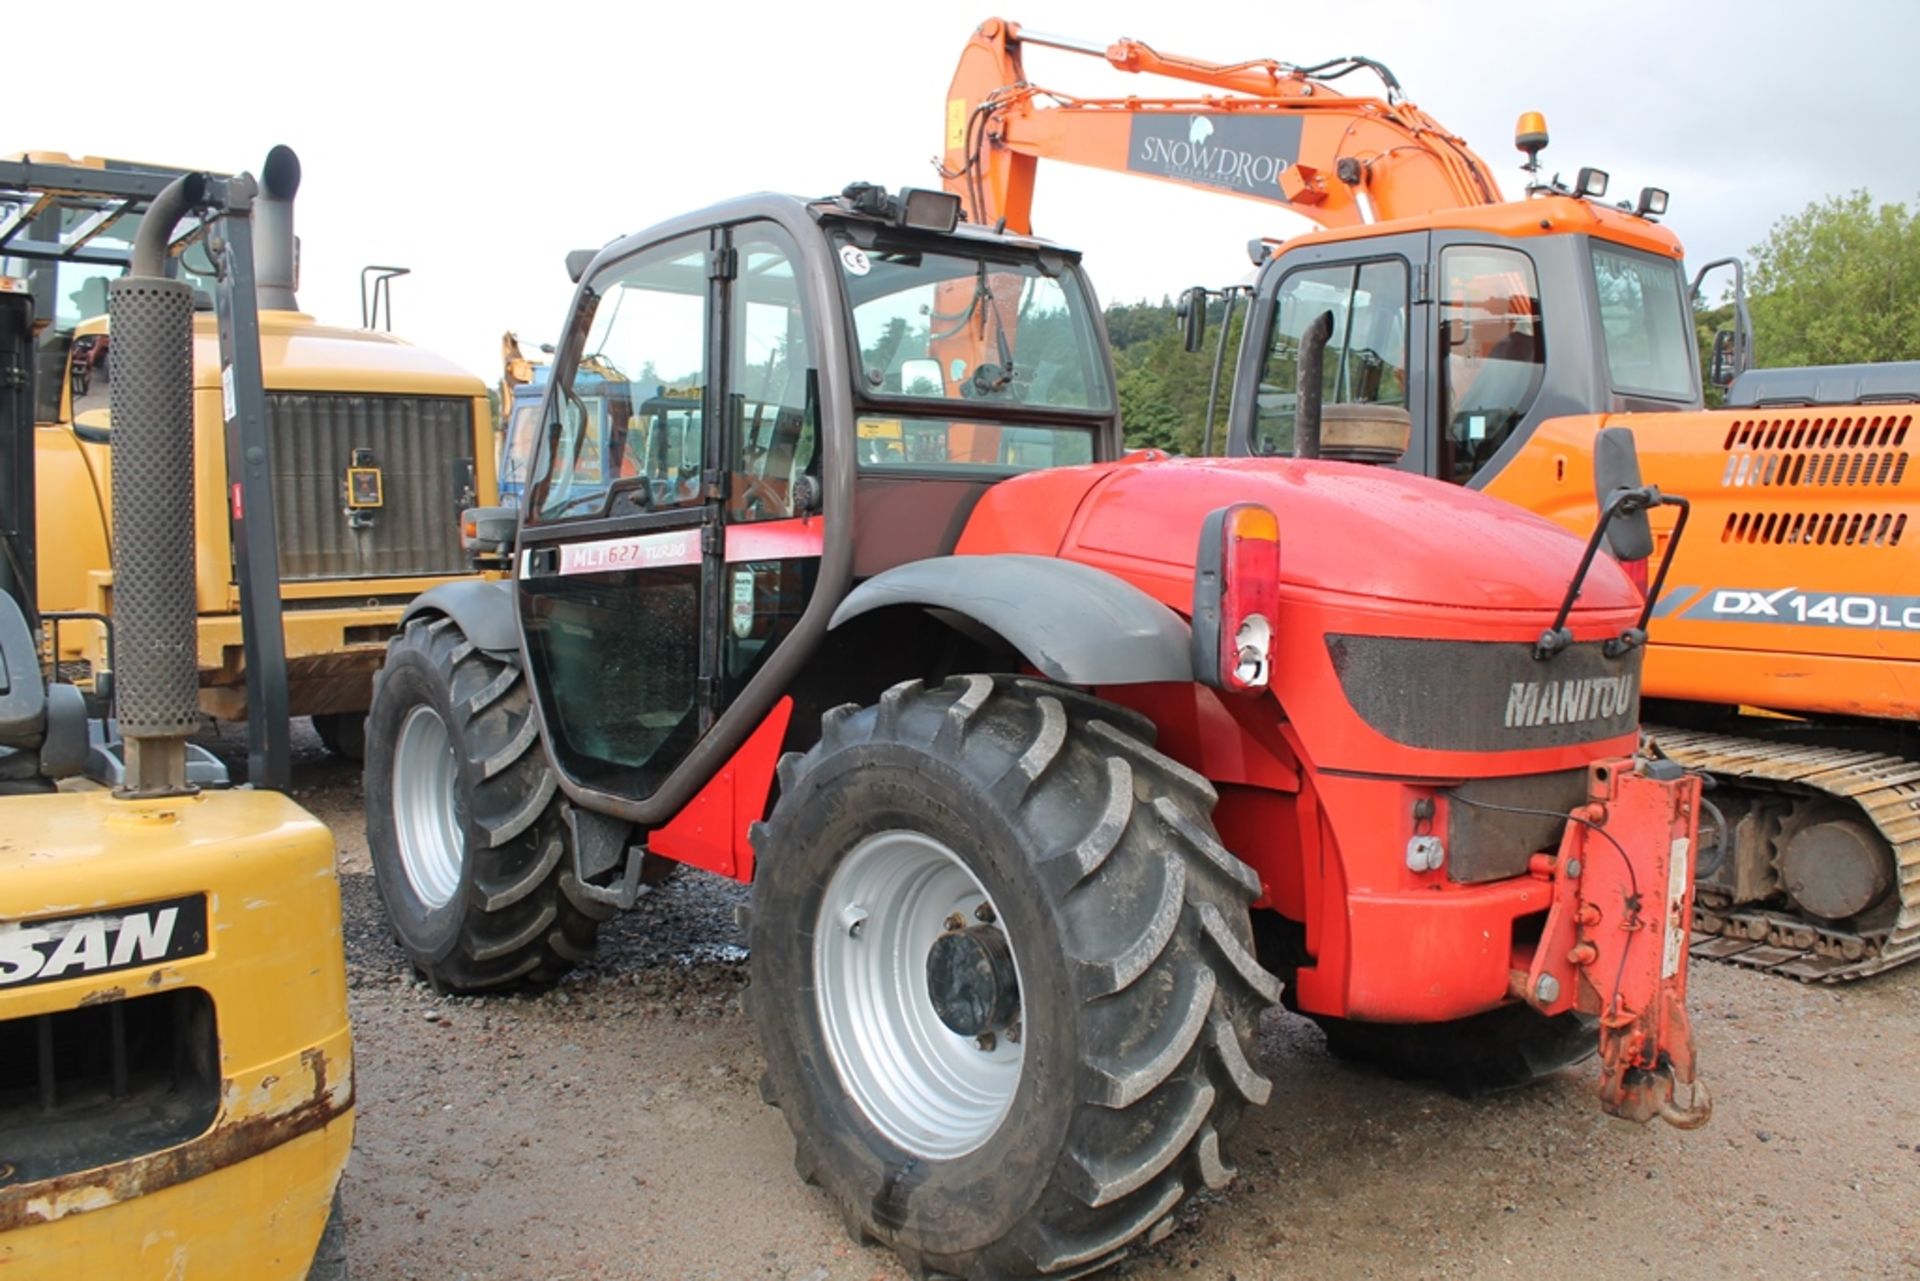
0 159 352 1277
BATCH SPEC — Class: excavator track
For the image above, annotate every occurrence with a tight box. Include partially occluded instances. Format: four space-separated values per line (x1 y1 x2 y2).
1648 726 1920 982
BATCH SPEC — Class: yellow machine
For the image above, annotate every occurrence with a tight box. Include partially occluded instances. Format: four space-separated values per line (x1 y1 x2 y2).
0 159 352 1277
13 149 495 757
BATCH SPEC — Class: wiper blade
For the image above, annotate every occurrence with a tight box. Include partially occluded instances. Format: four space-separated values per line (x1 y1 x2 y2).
976 261 1015 393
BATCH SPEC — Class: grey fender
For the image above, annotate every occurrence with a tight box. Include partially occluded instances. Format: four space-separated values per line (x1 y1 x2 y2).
402 579 519 655
830 554 1192 686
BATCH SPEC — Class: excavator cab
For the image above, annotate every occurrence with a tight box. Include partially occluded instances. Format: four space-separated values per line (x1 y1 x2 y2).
1223 210 1702 483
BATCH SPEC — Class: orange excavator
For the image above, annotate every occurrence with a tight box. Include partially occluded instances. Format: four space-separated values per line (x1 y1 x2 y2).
944 18 1920 982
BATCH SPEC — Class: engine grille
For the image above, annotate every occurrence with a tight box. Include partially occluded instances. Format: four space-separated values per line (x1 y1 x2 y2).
1719 411 1911 490
1715 411 1915 551
268 392 473 581
0 988 219 1183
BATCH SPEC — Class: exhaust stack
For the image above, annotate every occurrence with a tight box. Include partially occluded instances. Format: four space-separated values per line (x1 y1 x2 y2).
109 171 208 796
254 144 302 312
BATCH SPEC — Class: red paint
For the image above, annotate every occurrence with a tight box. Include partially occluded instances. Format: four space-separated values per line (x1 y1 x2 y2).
726 516 824 563
645 697 793 883
1519 761 1706 1124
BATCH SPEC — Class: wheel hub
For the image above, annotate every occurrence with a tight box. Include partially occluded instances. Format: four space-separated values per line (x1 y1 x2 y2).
813 830 1025 1160
392 703 463 909
926 925 1020 1038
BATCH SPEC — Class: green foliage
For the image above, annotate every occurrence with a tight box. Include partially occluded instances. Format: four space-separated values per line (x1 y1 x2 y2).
1748 191 1920 367
1107 295 1247 455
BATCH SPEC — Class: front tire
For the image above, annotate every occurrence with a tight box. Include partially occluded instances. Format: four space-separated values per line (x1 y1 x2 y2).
750 676 1277 1280
364 614 611 992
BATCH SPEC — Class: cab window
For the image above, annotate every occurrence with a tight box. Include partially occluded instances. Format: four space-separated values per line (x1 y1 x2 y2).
530 235 707 523
1438 246 1545 482
1253 260 1408 456
729 227 818 521
1591 243 1693 400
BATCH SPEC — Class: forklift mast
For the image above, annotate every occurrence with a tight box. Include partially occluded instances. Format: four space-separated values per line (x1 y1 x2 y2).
0 157 294 787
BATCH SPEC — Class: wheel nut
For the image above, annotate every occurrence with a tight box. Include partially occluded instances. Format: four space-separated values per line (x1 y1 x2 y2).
1005 1021 1021 1044
975 1032 997 1052
944 913 966 933
974 901 996 924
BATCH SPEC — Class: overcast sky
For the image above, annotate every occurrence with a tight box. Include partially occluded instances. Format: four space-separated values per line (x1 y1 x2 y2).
16 0 1917 381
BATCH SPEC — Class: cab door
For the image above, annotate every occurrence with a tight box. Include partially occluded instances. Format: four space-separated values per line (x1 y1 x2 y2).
515 223 824 808
1227 232 1434 475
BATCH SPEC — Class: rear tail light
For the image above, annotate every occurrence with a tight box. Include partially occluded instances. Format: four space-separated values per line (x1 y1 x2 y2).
1619 554 1649 596
1192 503 1280 692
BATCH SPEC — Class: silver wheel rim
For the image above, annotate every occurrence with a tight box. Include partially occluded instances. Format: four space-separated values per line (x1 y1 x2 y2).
814 830 1024 1160
392 703 463 909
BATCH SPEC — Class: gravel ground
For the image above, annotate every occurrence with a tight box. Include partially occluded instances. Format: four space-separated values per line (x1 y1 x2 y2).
238 723 1920 1281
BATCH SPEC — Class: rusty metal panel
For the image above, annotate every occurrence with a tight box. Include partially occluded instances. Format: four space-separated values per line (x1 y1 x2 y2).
1445 767 1588 883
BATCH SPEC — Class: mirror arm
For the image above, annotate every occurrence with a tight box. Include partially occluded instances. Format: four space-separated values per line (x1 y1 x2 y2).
1607 494 1691 657
1536 485 1686 662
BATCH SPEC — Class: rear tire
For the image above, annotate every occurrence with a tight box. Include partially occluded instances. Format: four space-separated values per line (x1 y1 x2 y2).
1309 1004 1597 1096
750 676 1277 1280
364 614 611 992
311 712 366 761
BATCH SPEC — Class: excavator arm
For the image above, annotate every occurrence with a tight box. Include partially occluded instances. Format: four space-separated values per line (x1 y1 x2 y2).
943 17 1503 235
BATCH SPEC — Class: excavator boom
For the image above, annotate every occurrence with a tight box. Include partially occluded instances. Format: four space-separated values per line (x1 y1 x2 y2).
944 17 1502 234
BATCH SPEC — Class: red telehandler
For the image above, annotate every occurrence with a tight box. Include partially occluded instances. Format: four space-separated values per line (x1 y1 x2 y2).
362 179 1706 1278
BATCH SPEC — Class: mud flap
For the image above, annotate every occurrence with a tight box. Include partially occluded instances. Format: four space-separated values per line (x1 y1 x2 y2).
1512 757 1711 1129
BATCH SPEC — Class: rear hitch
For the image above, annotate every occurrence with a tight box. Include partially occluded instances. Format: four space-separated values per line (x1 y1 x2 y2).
1508 756 1711 1129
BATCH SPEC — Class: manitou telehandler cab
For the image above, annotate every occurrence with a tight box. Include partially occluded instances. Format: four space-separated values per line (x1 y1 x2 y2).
366 181 1705 1279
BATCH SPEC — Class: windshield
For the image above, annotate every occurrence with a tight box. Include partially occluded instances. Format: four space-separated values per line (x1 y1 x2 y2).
834 233 1112 414
1591 242 1694 400
0 203 219 335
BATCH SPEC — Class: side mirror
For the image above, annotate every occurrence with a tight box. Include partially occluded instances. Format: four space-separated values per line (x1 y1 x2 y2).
461 505 518 569
898 357 943 396
1709 329 1737 389
1593 427 1655 562
1178 286 1208 353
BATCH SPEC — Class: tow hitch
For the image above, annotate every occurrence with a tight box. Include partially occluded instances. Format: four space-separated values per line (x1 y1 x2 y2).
1510 757 1711 1129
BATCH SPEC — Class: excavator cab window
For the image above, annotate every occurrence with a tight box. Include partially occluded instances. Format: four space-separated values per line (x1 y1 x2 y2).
1591 243 1694 401
1438 246 1546 483
1252 260 1408 456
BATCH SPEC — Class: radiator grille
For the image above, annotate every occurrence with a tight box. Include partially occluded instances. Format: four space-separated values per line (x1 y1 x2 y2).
1720 412 1912 490
0 988 219 1183
268 392 473 580
1719 509 1907 548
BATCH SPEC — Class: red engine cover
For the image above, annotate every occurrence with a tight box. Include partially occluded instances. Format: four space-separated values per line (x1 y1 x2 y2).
959 455 1643 617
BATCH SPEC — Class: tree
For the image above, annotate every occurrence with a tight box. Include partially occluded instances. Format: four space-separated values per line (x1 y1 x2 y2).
1106 295 1248 455
1748 191 1920 367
